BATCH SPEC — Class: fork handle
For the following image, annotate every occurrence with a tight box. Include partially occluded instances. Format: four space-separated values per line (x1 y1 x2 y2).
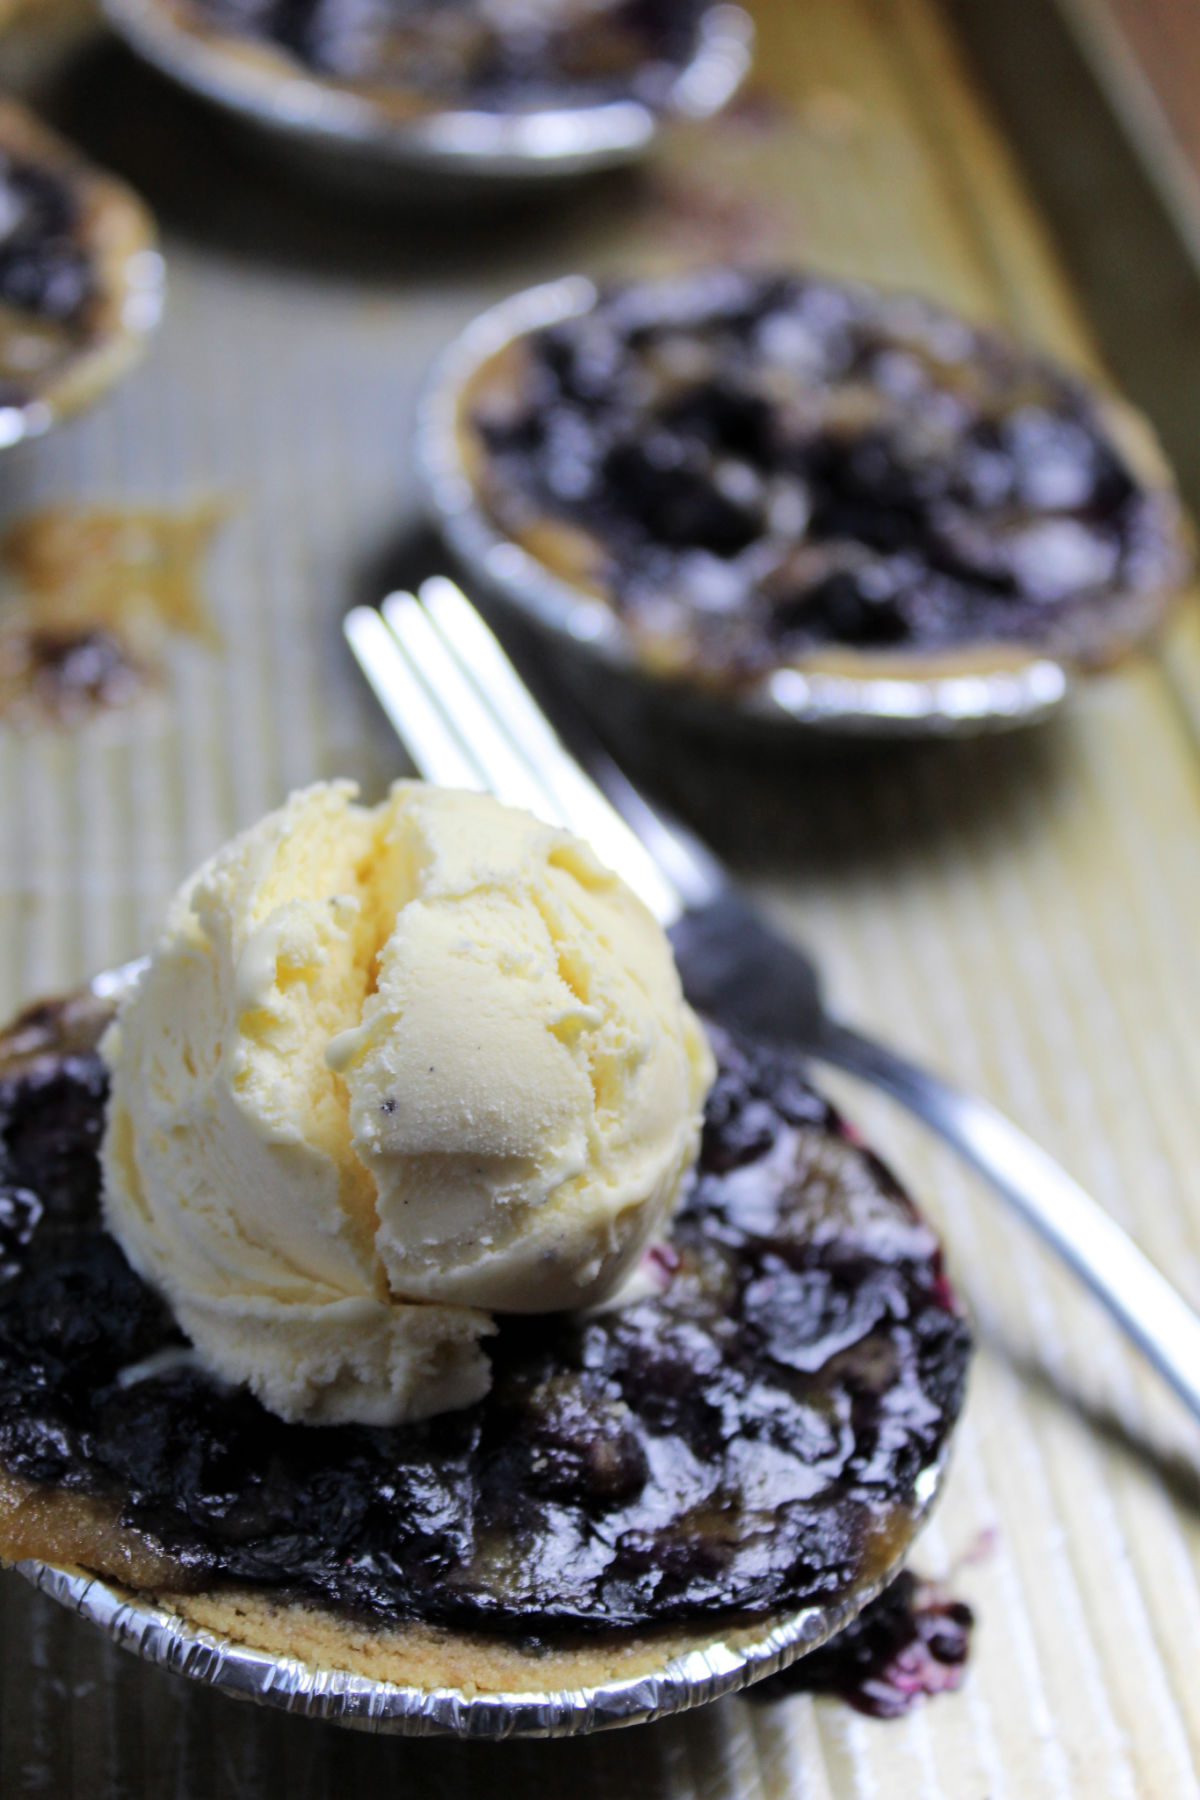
815 1018 1200 1425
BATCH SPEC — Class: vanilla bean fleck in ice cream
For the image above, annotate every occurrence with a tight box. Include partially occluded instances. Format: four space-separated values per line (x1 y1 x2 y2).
100 781 713 1426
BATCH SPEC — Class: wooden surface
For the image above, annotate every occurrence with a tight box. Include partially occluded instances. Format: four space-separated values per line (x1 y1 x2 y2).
4 0 1200 1793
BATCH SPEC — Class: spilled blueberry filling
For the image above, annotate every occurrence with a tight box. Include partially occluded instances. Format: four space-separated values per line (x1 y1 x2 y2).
749 1568 974 1715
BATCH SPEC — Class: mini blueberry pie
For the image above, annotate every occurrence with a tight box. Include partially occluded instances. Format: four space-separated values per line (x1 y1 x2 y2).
0 783 969 1715
0 102 163 447
162 0 714 111
447 270 1190 705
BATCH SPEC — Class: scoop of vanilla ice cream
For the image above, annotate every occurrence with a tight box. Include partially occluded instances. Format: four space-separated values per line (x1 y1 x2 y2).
101 780 713 1426
329 782 714 1313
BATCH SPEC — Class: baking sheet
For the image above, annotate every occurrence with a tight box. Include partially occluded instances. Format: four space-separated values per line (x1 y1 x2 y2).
3 0 1200 1792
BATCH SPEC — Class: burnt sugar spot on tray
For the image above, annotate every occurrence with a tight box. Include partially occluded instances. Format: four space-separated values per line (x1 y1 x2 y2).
0 1005 970 1636
747 1569 974 1715
470 271 1188 678
178 0 709 108
0 504 222 730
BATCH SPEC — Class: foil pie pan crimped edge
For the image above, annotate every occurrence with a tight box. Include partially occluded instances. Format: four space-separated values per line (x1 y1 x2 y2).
13 1453 946 1737
418 276 1072 740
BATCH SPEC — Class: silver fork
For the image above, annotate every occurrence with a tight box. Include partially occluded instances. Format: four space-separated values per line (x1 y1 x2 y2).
345 577 1200 1426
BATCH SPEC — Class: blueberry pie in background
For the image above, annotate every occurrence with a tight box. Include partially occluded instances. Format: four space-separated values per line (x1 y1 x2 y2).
448 270 1191 704
0 101 163 448
154 0 717 115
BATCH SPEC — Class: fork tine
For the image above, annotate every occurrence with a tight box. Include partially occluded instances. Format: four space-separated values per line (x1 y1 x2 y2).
413 578 682 923
381 591 567 825
344 604 486 793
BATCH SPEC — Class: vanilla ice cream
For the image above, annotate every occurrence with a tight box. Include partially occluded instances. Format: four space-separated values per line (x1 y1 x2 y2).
101 780 713 1426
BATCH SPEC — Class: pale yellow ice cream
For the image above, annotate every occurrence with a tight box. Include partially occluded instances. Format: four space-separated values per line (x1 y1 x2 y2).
101 780 713 1427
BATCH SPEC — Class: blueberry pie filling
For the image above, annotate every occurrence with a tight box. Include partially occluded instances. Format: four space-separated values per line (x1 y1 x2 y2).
0 992 968 1642
462 271 1190 687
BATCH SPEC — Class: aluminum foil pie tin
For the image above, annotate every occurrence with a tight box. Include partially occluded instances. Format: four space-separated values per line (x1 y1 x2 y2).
14 1455 946 1737
101 0 754 195
417 276 1073 741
